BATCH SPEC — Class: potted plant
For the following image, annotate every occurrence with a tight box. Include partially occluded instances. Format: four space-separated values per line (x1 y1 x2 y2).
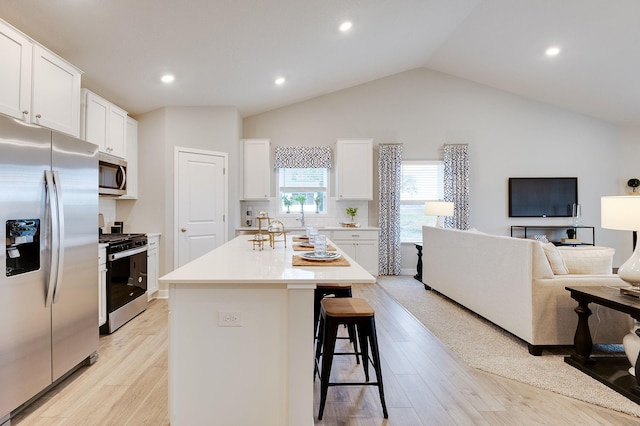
628 178 640 194
314 193 322 213
282 195 292 213
294 195 307 212
346 207 358 222
566 228 576 239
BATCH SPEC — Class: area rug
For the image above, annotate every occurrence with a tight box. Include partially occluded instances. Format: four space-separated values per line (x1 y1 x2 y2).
376 276 640 417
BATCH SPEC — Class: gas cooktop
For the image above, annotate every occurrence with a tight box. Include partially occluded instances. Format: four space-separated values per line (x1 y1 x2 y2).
99 233 146 244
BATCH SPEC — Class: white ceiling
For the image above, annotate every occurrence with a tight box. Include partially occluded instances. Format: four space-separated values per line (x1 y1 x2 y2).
1 0 638 125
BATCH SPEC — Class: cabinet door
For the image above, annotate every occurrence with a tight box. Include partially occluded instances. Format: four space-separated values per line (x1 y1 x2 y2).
98 249 107 326
32 45 81 137
107 104 127 158
147 248 158 299
0 23 32 120
243 139 270 199
354 240 378 275
147 235 160 300
336 139 373 200
83 90 109 150
120 117 138 199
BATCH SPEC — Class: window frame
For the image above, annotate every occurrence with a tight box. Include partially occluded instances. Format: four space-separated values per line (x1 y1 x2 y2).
276 167 330 215
400 160 444 243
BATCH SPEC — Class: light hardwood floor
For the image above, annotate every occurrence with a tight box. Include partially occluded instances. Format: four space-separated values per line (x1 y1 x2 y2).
12 278 640 425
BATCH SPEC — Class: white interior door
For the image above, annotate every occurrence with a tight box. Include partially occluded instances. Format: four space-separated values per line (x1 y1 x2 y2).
176 149 227 268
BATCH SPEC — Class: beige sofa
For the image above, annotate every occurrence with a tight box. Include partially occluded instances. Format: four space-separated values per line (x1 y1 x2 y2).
421 226 632 355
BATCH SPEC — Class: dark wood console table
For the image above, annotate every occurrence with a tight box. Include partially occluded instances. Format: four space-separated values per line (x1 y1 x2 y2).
565 285 640 404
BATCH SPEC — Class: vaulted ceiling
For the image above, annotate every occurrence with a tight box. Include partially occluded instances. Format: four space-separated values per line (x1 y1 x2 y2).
1 0 638 125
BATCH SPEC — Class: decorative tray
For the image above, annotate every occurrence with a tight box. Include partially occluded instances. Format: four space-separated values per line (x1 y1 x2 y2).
300 252 342 262
339 222 361 228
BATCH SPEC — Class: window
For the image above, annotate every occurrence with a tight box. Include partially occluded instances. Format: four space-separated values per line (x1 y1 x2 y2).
278 168 328 214
400 161 444 242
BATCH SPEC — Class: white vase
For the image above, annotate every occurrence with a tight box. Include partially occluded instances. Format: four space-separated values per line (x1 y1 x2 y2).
623 320 640 375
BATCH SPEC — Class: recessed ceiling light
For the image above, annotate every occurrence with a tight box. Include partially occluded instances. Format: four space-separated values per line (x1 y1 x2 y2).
275 77 286 86
161 74 175 83
339 21 352 32
545 46 561 57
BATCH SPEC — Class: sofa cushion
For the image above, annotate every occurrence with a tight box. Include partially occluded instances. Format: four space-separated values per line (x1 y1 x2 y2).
541 242 569 275
557 246 615 274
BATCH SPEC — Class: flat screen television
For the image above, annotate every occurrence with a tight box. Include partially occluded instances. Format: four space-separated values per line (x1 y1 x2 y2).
508 177 577 217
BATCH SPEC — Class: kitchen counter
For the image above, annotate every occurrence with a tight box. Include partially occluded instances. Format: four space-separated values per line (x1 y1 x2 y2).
160 234 375 425
236 225 380 232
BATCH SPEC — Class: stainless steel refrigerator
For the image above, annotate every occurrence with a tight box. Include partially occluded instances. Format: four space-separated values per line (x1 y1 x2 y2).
0 115 99 422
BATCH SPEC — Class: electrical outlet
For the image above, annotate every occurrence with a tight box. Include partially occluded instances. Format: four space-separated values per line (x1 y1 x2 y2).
219 311 242 327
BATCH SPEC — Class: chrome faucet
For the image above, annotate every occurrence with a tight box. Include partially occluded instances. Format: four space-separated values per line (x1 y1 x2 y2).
297 211 306 228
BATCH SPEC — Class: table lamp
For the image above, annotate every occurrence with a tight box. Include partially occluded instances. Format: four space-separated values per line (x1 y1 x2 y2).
601 196 640 287
425 200 454 228
601 196 640 376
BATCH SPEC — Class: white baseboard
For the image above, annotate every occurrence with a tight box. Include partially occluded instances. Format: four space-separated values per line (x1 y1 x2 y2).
400 268 418 276
149 289 169 300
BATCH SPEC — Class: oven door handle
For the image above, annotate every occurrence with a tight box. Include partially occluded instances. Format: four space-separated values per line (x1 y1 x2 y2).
108 245 148 261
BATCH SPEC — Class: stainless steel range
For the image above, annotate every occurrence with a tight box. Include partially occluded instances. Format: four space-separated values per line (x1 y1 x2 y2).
99 233 148 334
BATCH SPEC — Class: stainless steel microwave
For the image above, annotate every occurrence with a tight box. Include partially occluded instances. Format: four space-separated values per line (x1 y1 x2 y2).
99 153 127 196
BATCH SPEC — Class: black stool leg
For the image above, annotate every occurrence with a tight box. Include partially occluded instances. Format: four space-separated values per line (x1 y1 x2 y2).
346 323 360 364
318 316 339 420
314 315 326 379
368 317 388 418
357 323 370 382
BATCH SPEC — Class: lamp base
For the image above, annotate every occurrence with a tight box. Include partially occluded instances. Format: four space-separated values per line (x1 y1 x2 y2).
619 242 640 286
624 320 640 376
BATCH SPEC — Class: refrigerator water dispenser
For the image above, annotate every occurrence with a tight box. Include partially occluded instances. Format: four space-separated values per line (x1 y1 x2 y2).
6 219 40 276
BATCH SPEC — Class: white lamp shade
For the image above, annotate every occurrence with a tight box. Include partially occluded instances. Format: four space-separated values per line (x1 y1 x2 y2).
601 196 640 231
424 201 454 217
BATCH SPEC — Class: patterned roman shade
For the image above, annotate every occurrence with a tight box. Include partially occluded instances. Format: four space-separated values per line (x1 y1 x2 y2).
274 146 332 168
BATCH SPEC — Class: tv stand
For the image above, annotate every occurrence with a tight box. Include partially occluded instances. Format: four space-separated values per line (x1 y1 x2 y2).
510 225 595 246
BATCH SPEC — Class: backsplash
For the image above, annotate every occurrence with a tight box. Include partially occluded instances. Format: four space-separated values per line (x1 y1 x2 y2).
240 198 369 229
98 198 117 233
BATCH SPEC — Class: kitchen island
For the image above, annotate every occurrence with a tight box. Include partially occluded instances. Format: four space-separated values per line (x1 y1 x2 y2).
160 234 376 425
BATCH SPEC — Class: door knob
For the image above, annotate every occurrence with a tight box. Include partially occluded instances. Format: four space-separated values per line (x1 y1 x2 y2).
181 228 187 232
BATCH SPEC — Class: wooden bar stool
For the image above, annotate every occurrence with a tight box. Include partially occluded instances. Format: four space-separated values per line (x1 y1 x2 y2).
315 297 388 420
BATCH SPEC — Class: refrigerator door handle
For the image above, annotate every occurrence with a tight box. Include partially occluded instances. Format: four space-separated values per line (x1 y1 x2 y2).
44 170 59 308
52 170 65 303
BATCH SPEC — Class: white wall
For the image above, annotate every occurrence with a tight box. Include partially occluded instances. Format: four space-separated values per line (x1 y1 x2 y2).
243 67 624 270
117 106 242 282
615 126 640 262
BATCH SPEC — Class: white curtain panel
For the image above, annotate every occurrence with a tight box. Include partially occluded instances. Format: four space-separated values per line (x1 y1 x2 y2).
378 144 403 275
443 144 470 230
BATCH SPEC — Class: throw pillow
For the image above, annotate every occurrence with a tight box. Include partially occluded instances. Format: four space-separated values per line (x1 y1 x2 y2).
557 246 615 275
541 242 569 275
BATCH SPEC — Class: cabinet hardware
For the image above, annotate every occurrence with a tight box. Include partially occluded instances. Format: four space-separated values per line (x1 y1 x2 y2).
22 110 29 115
35 114 41 119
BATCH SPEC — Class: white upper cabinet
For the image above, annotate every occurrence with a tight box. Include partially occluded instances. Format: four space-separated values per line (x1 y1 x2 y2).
32 46 82 137
243 139 271 200
81 89 127 158
335 139 373 200
0 20 82 137
120 117 138 199
0 23 32 120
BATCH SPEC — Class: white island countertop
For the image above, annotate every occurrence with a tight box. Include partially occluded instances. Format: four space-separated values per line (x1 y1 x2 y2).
160 234 375 426
161 233 376 285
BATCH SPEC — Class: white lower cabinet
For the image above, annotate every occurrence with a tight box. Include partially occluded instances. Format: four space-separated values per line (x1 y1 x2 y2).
98 246 107 327
147 235 160 300
329 229 379 275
